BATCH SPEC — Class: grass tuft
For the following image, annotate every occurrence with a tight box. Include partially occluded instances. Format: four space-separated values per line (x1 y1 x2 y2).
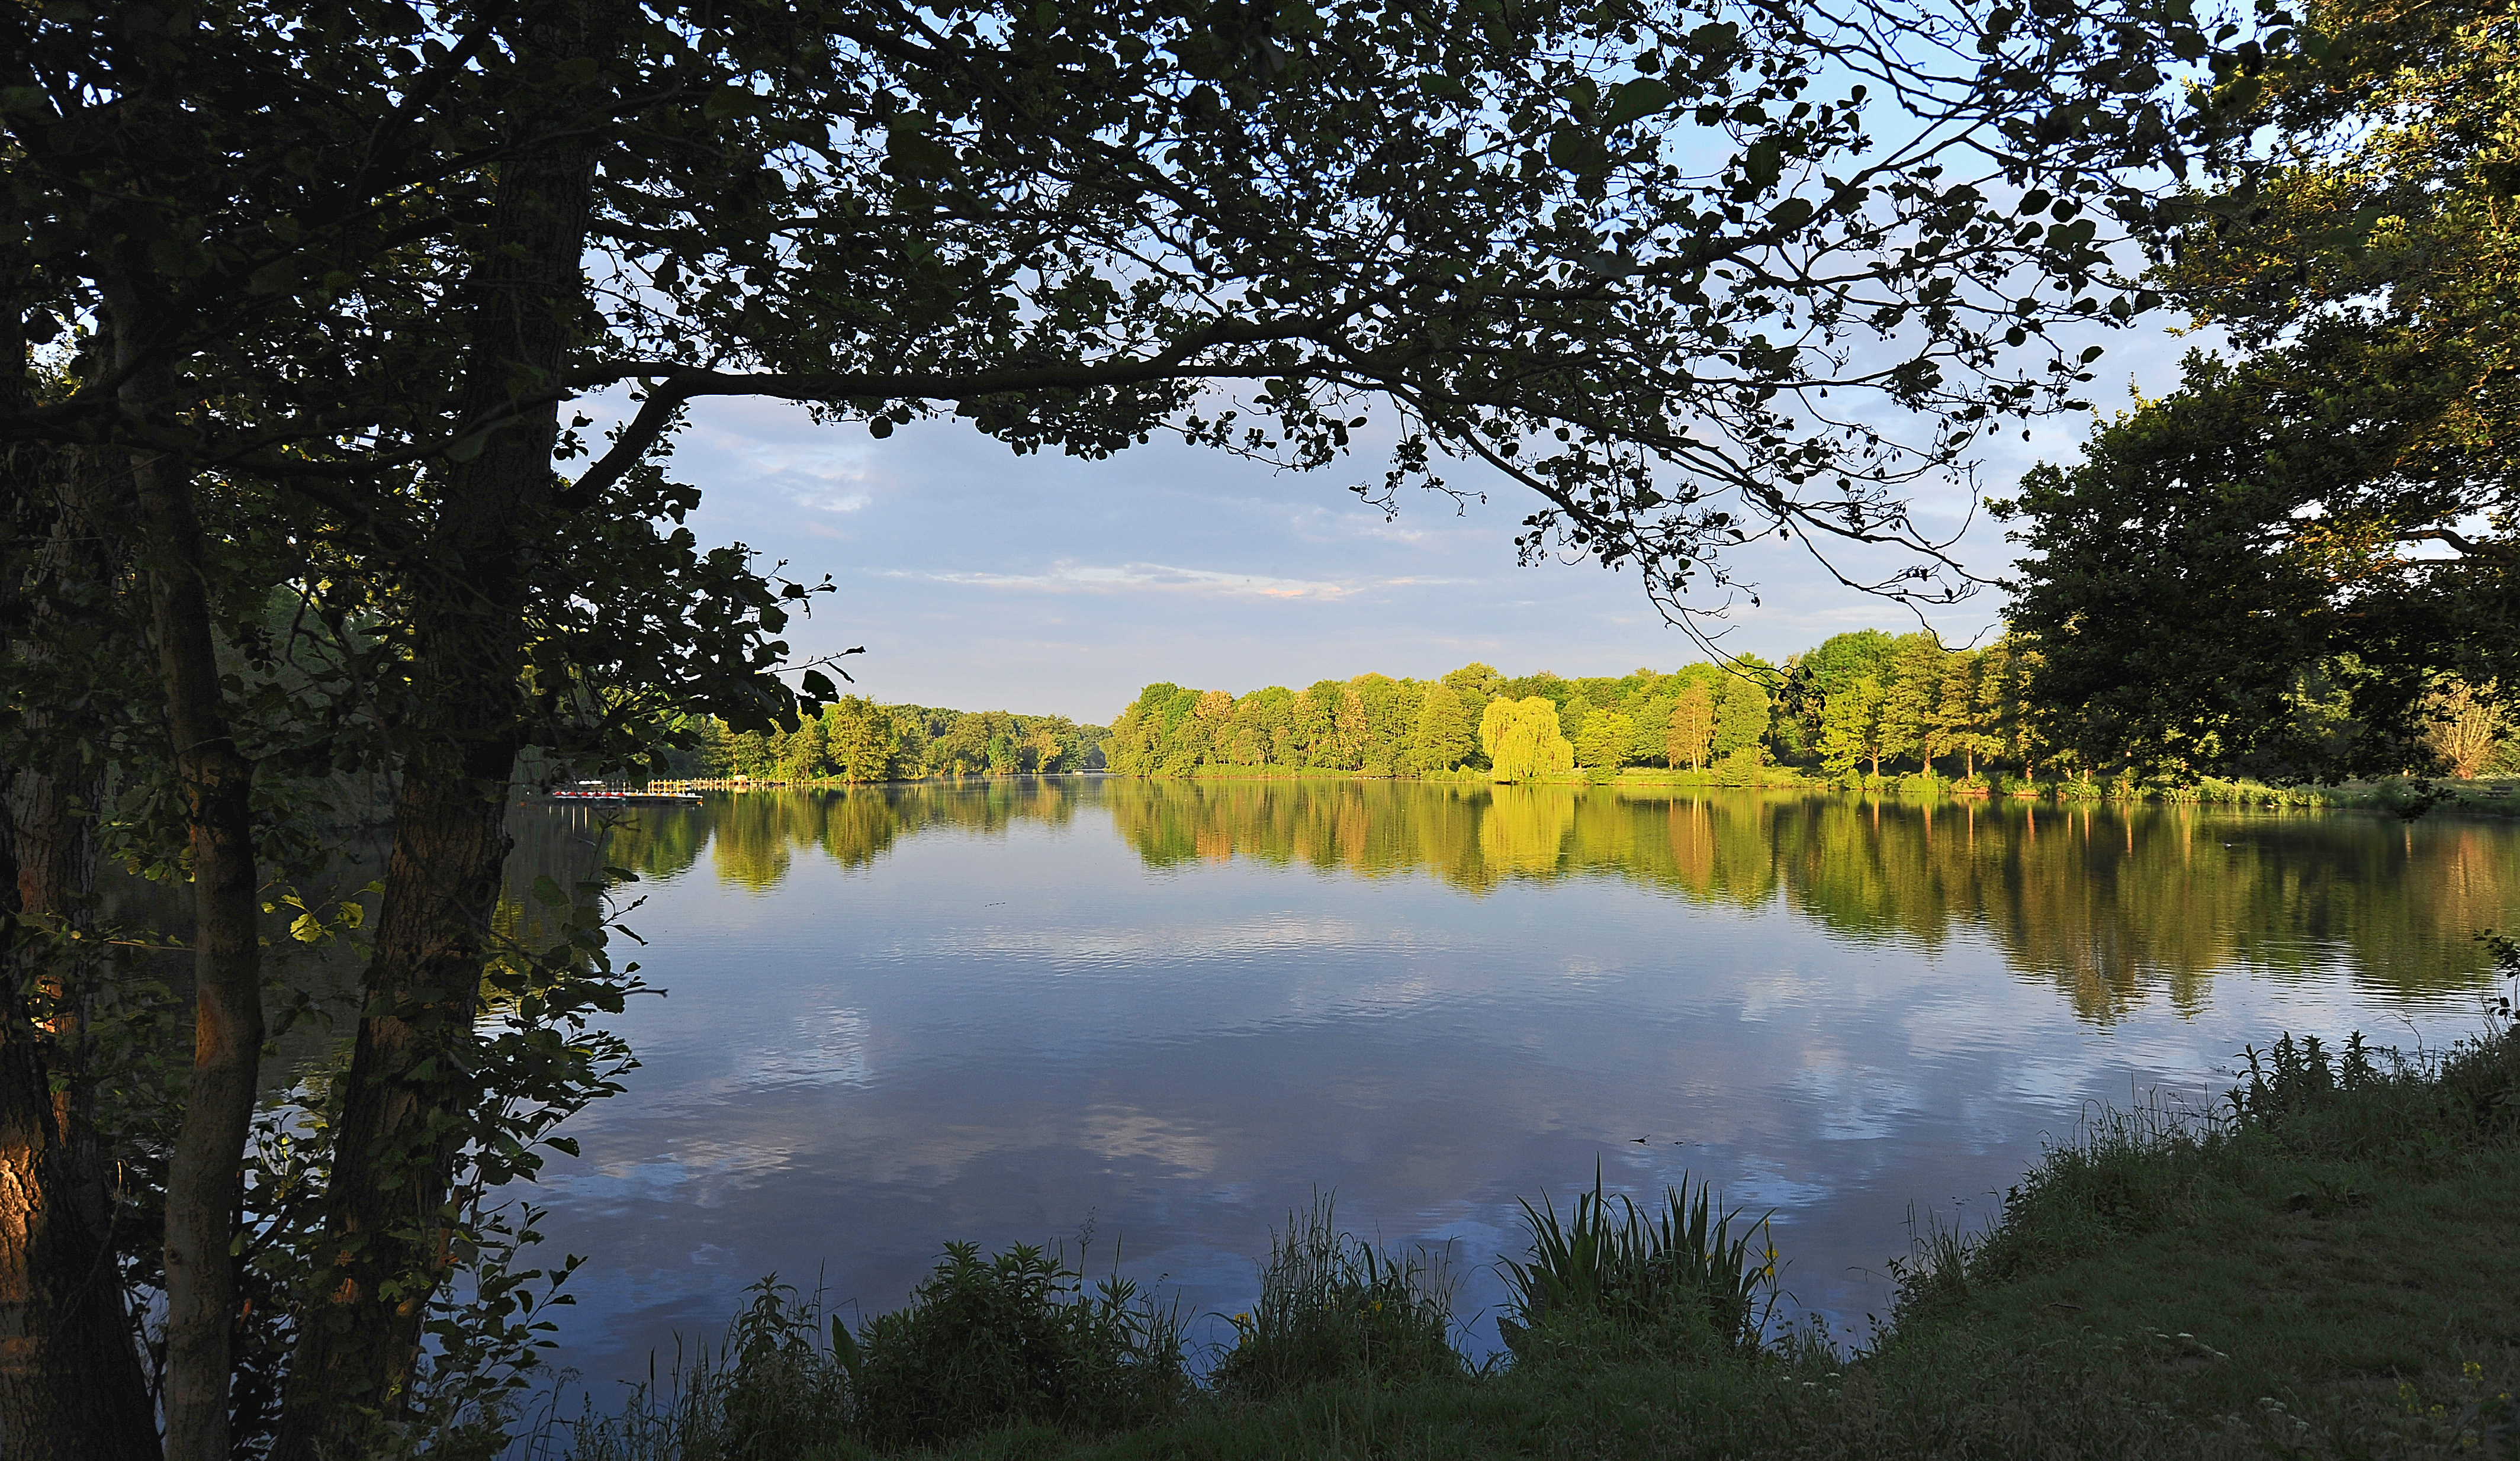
1497 1161 1774 1366
564 1276 850 1461
1206 1193 1460 1401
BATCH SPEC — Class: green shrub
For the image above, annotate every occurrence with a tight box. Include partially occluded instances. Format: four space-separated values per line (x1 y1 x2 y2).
566 1277 853 1461
1498 1166 1774 1365
850 1241 1187 1449
1207 1195 1461 1400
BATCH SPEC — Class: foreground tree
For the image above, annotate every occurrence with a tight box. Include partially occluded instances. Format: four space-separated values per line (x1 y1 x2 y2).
0 387 161 1461
2003 0 2519 777
7 0 2275 1450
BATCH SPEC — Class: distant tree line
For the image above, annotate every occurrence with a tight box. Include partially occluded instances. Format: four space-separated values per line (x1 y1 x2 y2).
1106 633 2520 786
667 700 1110 781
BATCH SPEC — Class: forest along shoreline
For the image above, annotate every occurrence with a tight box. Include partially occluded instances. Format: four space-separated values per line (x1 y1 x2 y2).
560 935 2520 1460
623 638 2519 815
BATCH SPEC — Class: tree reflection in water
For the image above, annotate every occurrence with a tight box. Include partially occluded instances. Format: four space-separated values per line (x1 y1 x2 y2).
504 781 2519 1024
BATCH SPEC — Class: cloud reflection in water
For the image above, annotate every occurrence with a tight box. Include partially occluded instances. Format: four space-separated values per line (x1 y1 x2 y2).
513 783 2520 1379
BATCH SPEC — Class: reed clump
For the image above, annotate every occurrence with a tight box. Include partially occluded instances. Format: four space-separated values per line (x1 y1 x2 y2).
1497 1164 1773 1367
564 1277 851 1461
1206 1195 1460 1400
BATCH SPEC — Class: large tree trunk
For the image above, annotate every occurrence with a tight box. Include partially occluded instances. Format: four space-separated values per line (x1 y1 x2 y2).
107 326 270 1461
270 9 614 1452
0 430 160 1460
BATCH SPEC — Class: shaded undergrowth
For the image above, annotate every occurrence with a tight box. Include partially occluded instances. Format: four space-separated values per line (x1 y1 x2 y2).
557 936 2520 1460
1207 1196 1460 1401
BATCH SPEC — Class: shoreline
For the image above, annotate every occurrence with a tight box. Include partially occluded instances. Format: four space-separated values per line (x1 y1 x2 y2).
557 972 2520 1460
593 771 2520 816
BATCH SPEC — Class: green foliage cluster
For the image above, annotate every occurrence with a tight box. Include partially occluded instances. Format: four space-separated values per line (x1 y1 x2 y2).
568 1279 853 1461
673 699 1108 782
1478 696 1577 783
1105 662 1780 782
1208 1198 1461 1402
1498 1169 1774 1366
2001 0 2520 783
1107 632 2520 790
850 1243 1187 1449
569 1247 1184 1459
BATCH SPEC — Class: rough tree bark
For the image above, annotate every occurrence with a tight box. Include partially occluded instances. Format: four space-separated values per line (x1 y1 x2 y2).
104 309 269 1461
268 7 616 1453
0 403 160 1458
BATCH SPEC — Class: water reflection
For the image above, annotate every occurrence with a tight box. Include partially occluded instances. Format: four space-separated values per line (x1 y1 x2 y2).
529 781 2520 1022
509 780 2520 1394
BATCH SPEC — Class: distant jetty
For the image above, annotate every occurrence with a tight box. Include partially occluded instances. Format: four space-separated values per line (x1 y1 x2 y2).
539 782 704 805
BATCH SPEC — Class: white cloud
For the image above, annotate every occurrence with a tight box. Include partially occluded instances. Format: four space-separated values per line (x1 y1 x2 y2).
881 561 1476 601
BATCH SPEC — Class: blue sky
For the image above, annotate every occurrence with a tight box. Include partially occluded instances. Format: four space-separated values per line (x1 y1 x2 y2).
639 324 2203 725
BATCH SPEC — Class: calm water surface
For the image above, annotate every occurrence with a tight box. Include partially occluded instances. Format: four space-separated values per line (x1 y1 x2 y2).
504 780 2520 1385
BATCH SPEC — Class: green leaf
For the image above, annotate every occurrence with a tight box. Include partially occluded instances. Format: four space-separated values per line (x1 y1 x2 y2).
1741 138 1783 191
1547 126 1611 175
702 85 765 121
1604 77 1676 128
532 875 570 908
886 129 956 178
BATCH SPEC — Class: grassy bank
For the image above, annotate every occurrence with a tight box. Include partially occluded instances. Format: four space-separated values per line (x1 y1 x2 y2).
555 942 2520 1461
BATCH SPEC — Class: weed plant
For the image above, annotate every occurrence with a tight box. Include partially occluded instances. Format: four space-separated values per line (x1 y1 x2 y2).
849 1240 1187 1448
1497 1164 1774 1365
1207 1195 1460 1400
565 1277 850 1461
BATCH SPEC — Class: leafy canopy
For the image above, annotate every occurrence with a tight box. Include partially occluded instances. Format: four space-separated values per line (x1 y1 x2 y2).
12 0 2262 635
2001 0 2519 777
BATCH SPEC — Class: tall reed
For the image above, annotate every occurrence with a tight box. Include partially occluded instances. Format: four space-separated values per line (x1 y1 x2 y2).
1208 1194 1460 1399
1499 1163 1775 1361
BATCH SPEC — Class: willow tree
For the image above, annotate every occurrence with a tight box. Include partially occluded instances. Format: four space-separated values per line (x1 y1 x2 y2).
1481 696 1577 781
8 0 2268 1453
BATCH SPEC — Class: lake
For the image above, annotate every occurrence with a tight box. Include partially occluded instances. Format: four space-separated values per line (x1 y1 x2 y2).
502 778 2520 1396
